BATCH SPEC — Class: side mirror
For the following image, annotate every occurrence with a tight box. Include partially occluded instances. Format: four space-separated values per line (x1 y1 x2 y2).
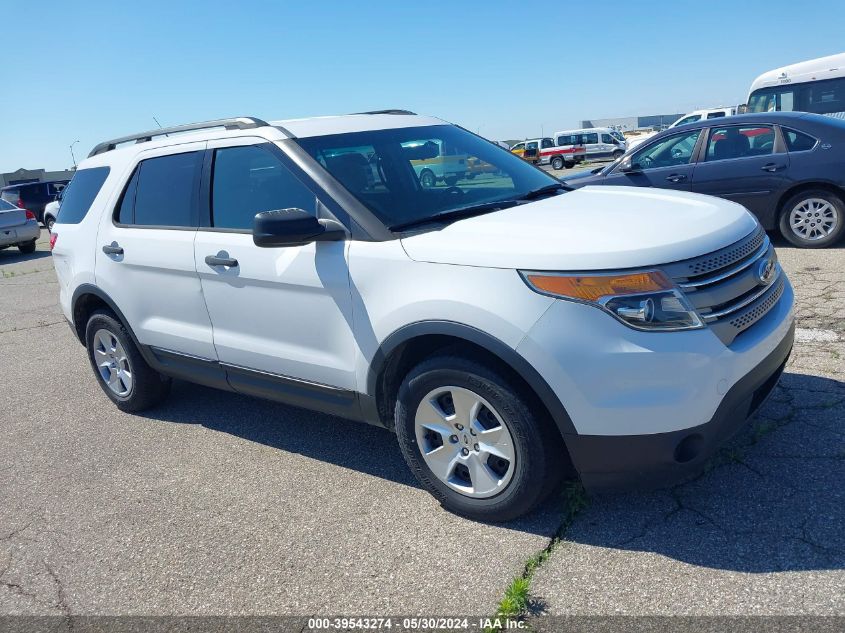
619 156 639 173
253 208 346 248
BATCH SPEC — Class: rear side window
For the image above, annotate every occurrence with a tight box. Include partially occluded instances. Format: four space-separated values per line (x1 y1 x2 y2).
705 125 775 161
0 189 19 204
0 199 16 211
119 152 202 227
783 129 817 152
55 167 110 224
211 145 316 230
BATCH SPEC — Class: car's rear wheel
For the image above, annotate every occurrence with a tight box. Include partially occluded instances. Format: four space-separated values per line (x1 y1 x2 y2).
444 175 460 187
419 169 436 188
17 240 36 254
394 354 563 522
46 216 55 232
779 190 844 248
85 310 171 412
564 162 575 169
551 156 564 170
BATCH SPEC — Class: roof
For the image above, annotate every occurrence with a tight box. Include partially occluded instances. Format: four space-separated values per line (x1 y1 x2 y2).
79 111 447 169
271 113 444 138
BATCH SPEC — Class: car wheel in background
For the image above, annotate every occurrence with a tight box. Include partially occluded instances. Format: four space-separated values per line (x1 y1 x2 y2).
564 162 575 169
419 169 436 188
17 240 36 254
85 310 172 412
779 189 844 248
394 354 565 522
46 216 55 232
612 149 624 159
551 156 564 170
444 175 460 187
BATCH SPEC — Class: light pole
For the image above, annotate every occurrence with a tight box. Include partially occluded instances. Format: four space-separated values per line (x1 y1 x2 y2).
70 140 80 169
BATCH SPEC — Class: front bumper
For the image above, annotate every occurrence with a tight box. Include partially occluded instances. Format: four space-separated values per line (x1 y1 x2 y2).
565 321 793 490
0 220 40 247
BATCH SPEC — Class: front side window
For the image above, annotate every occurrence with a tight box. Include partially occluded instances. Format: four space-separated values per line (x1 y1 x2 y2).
125 152 202 227
783 128 818 152
629 130 701 170
511 143 525 151
705 125 775 161
601 133 615 144
211 145 316 230
295 125 559 230
748 87 798 113
56 167 110 224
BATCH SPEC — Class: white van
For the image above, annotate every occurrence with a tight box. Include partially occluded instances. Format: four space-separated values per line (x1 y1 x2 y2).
746 52 845 119
669 107 738 128
553 128 626 160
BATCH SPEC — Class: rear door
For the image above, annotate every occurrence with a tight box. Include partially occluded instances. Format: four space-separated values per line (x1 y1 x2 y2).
599 128 703 191
95 142 219 361
690 123 789 223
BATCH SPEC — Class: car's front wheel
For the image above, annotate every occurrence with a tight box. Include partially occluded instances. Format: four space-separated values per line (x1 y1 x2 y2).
395 354 563 521
779 190 844 248
85 310 171 412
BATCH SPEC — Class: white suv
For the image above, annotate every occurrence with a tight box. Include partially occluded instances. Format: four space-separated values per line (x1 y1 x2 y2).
51 112 795 521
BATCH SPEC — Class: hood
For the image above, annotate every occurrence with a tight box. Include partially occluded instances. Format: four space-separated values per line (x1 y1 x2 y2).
400 186 758 270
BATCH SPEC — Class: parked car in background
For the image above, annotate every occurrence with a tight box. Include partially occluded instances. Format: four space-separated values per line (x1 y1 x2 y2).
44 199 60 232
406 138 468 187
0 198 40 254
746 52 845 119
0 180 69 226
510 137 555 163
562 112 845 248
669 107 738 128
554 127 627 160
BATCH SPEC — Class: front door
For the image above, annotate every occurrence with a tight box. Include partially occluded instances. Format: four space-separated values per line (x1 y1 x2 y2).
690 123 790 220
602 128 703 191
194 138 358 410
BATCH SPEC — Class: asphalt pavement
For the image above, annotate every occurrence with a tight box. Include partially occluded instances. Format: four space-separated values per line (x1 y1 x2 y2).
1 229 842 622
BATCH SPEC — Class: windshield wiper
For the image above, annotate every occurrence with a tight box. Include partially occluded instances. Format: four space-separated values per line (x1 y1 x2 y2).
391 200 520 231
516 183 568 200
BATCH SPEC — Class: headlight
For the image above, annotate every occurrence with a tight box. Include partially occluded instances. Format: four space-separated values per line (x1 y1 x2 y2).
521 270 703 331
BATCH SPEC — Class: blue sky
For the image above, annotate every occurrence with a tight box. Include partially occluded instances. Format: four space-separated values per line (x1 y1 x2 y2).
2 0 844 172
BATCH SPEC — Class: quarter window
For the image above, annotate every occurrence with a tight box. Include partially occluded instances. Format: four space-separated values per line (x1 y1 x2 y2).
211 145 316 230
783 128 817 152
705 125 775 161
55 167 110 224
629 130 701 170
119 152 202 227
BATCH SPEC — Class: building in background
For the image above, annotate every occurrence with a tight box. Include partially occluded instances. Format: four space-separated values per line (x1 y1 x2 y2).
580 113 684 132
1 167 75 188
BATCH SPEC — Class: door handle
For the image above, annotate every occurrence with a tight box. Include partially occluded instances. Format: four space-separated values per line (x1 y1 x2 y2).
205 254 238 267
666 174 687 183
761 163 785 172
102 243 124 255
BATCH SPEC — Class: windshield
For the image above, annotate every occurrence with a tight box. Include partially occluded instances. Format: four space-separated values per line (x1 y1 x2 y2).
295 125 559 230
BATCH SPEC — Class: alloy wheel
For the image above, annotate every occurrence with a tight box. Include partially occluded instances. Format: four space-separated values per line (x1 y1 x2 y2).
414 386 516 498
93 328 133 396
789 197 838 241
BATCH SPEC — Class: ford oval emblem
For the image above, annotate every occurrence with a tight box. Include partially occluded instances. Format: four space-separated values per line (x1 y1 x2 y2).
756 257 776 286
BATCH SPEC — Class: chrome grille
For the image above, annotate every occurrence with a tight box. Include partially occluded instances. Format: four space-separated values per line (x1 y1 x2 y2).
662 226 785 346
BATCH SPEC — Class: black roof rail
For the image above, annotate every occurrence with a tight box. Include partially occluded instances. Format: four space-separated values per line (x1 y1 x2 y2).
354 109 417 116
88 116 270 157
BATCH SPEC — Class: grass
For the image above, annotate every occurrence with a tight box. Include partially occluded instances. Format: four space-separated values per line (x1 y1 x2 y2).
489 481 588 630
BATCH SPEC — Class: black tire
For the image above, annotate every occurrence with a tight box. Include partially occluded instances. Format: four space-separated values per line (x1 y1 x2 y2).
46 216 55 232
612 149 624 159
564 162 575 169
394 354 564 522
778 189 845 248
419 169 436 188
17 240 36 254
84 309 171 412
444 175 460 187
551 156 564 171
